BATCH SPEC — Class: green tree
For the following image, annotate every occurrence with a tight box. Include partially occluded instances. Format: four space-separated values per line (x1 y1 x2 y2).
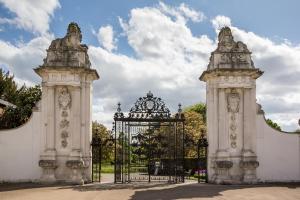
266 118 282 131
0 69 41 129
183 103 207 157
184 103 206 123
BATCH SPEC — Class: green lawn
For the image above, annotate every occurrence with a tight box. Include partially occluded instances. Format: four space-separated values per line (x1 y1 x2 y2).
93 163 114 173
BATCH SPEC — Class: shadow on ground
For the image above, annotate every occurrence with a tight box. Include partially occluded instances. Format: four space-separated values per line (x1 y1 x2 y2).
68 182 300 200
129 183 300 200
1 181 299 200
0 182 68 192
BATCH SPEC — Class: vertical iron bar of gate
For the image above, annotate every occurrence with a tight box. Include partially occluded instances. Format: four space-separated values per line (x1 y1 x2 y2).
148 124 150 183
99 141 102 182
121 121 124 183
197 139 200 183
182 121 185 183
92 141 94 182
174 121 177 183
168 122 171 183
205 138 208 183
127 122 130 182
114 121 117 183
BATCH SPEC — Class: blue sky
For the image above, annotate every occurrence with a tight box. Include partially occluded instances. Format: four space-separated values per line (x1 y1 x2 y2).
1 0 300 48
0 0 300 131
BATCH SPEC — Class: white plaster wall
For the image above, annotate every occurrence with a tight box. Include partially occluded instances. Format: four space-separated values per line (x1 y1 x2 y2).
0 105 42 182
256 113 300 182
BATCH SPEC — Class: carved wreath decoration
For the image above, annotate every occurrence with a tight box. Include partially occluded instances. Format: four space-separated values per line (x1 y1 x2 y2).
227 91 240 113
58 87 71 110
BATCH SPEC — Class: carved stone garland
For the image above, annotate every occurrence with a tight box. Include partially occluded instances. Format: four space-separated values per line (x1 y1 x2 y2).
227 89 240 149
58 87 71 148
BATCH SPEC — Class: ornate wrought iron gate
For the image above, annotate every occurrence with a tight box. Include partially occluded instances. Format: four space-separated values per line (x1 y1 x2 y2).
197 133 208 183
91 136 114 182
113 91 185 183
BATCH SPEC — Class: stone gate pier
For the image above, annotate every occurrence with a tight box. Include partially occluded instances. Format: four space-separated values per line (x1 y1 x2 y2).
200 27 300 184
34 23 99 184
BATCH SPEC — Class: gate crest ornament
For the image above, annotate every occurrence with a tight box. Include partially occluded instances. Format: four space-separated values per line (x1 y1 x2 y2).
127 91 171 119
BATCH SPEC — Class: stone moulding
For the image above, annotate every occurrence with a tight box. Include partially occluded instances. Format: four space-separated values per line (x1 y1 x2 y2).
240 160 259 169
199 68 263 81
66 160 84 169
34 66 99 81
39 160 57 169
215 160 233 169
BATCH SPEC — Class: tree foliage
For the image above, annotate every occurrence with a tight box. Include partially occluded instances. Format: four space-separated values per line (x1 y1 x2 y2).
184 103 206 123
92 121 114 162
183 102 207 157
0 69 41 129
266 118 282 131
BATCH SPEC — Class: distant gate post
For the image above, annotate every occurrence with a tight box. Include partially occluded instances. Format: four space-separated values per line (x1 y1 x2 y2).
35 22 99 184
200 27 263 184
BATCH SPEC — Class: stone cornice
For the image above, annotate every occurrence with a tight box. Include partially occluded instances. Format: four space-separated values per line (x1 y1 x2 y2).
199 68 263 82
34 66 99 81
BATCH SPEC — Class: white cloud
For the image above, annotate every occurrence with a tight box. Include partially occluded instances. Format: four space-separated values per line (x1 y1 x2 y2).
96 25 117 52
178 3 205 22
211 15 231 30
119 6 213 60
0 0 60 35
158 2 205 23
0 36 52 85
88 4 212 127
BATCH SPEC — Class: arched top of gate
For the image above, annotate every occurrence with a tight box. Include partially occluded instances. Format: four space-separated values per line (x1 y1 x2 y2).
114 91 184 120
129 91 170 119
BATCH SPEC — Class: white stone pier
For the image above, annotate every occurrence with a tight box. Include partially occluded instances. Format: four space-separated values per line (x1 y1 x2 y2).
35 22 99 184
200 27 263 184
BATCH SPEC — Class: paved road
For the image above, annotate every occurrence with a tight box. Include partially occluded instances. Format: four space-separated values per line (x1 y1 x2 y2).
1 182 299 200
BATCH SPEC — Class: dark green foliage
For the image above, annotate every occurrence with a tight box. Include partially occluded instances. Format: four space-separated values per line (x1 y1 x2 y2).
266 118 282 131
0 69 41 129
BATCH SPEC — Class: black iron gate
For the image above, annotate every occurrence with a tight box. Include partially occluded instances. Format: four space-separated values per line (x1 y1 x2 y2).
91 135 114 182
197 133 208 183
114 91 185 183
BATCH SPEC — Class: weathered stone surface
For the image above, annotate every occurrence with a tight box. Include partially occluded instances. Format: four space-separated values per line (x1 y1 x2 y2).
207 27 254 70
38 160 57 169
215 161 233 169
42 22 91 68
200 27 260 184
35 22 99 184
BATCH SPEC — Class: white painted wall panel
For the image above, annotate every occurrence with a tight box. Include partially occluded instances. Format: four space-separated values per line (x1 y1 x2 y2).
0 108 42 182
256 113 300 182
